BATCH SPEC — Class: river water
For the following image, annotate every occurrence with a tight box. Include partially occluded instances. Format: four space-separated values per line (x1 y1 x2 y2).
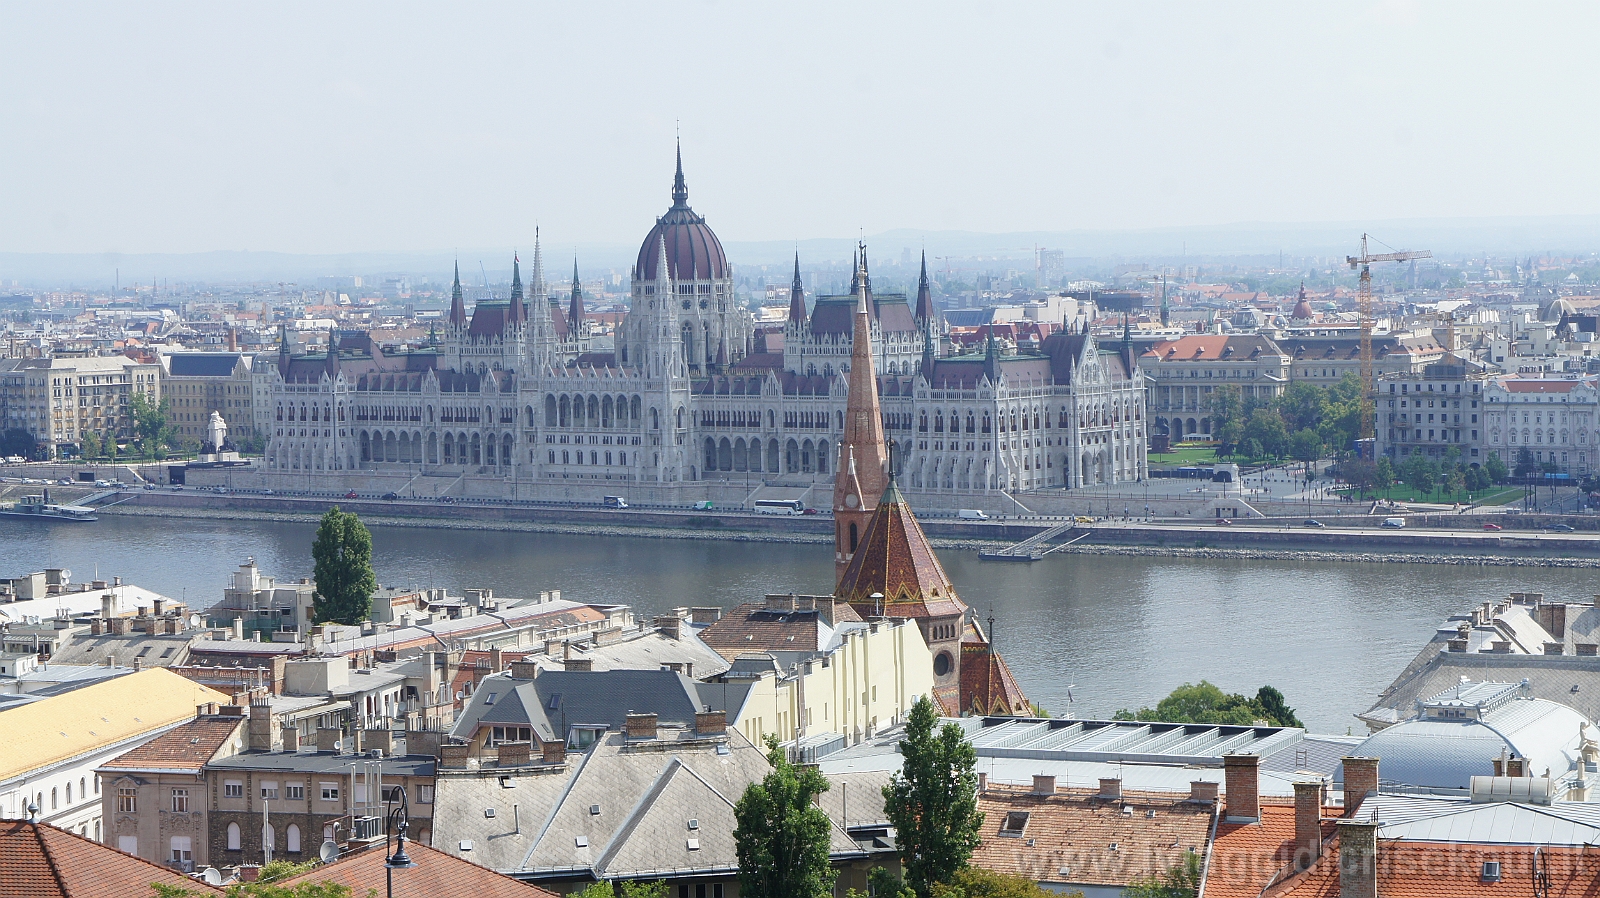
5 515 1594 733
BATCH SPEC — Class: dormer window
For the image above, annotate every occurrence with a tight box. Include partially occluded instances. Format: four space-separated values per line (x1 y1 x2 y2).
999 812 1030 836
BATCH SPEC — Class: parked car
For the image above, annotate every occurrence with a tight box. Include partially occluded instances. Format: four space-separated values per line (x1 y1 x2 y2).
1215 518 1233 526
1381 517 1406 529
1551 524 1576 532
1482 523 1503 531
1303 519 1324 528
381 492 399 501
1074 515 1094 523
802 507 821 515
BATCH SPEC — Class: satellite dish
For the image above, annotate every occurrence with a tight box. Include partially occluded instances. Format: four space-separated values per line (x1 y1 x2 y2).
319 840 340 863
202 868 224 886
60 570 71 583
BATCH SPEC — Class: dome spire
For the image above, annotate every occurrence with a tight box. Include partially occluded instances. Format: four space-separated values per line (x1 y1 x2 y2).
509 252 524 324
672 137 688 207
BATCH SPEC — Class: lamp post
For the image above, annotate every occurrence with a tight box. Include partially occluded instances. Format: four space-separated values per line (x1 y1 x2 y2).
384 786 415 898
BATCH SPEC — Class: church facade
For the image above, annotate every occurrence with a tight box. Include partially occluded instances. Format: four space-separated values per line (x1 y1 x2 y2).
261 151 1148 498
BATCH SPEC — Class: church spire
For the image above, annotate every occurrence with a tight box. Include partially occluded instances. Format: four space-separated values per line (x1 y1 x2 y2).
671 138 688 207
833 246 890 584
788 253 807 324
509 253 525 325
568 258 585 334
449 261 466 328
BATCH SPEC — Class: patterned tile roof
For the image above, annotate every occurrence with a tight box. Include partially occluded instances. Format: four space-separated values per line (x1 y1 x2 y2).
960 634 1031 717
98 715 244 773
0 820 222 898
1204 802 1338 898
835 481 967 621
971 784 1214 887
697 600 863 661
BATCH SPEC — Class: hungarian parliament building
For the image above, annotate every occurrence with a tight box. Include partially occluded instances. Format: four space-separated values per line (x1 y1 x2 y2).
262 152 1148 500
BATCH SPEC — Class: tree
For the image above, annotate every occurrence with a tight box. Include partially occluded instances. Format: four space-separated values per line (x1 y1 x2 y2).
1400 450 1436 495
152 880 364 898
1288 428 1322 463
620 883 670 898
1242 409 1288 458
1276 382 1325 433
1514 448 1537 479
571 884 616 898
1209 385 1243 454
257 861 318 884
0 427 38 459
130 393 176 458
735 736 835 898
931 867 1076 898
1375 456 1397 492
883 696 983 898
1484 452 1509 483
1114 681 1302 728
1124 853 1203 898
80 430 102 461
311 507 376 625
1342 459 1376 497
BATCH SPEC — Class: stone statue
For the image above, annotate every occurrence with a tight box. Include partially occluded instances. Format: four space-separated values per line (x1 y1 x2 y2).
203 411 228 455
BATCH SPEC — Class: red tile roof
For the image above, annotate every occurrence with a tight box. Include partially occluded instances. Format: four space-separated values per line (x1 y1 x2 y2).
972 785 1214 887
960 629 1030 717
0 820 222 898
98 716 243 773
698 600 863 661
1265 839 1600 898
278 839 556 898
1503 380 1583 393
1204 802 1338 898
836 482 967 621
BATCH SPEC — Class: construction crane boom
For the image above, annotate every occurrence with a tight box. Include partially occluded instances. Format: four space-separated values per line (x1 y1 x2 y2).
1347 233 1432 449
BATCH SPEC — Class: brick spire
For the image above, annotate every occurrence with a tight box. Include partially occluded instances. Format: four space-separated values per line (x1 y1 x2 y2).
833 245 889 584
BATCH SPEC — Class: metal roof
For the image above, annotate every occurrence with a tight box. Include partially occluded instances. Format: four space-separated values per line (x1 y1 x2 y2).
1357 792 1600 846
951 716 1303 766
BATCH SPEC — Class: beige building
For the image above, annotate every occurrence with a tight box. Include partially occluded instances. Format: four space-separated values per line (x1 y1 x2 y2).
0 355 161 457
159 352 257 445
97 710 246 871
1140 334 1290 441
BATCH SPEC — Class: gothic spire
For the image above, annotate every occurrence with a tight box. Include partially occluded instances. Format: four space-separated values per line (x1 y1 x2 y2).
509 253 524 324
983 327 1000 381
323 325 341 378
788 252 807 324
568 258 585 332
914 250 934 325
449 261 466 328
671 138 688 207
850 248 860 294
834 246 890 584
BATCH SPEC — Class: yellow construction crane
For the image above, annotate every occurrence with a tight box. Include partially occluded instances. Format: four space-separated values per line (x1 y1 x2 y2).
1348 234 1431 445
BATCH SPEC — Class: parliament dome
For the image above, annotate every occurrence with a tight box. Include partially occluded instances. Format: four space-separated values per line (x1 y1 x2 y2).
634 147 729 283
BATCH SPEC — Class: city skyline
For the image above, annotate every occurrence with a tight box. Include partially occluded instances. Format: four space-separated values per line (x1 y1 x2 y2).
3 2 1598 256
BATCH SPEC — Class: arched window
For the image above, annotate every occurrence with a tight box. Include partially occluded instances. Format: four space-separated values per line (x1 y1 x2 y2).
849 522 859 553
286 824 301 854
227 823 241 851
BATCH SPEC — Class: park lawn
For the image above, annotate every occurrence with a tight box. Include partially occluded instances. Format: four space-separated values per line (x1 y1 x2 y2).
1336 484 1526 506
1148 446 1220 466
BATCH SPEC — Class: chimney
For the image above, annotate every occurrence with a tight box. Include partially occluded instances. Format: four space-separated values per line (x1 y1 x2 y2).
625 712 658 740
690 607 722 624
654 615 682 640
1446 637 1468 653
1097 778 1122 800
695 710 726 736
1189 781 1219 804
1492 756 1506 777
1506 756 1527 778
1032 775 1057 796
545 638 563 656
152 598 164 616
978 772 988 792
364 728 393 756
1536 602 1568 638
440 743 471 769
316 728 341 753
565 658 593 672
90 619 104 636
508 660 538 680
1293 781 1323 871
1223 753 1261 822
232 617 245 641
247 704 276 752
101 594 115 620
541 740 568 764
239 866 262 883
497 741 531 767
1342 756 1380 817
281 725 300 752
1579 644 1599 657
489 647 504 673
1336 820 1379 898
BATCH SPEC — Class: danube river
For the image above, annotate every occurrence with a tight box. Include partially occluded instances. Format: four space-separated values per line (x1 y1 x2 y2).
5 514 1594 732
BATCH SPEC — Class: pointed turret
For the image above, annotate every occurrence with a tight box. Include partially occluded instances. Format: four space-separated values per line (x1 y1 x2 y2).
849 248 860 295
276 323 291 378
323 326 341 378
1121 313 1136 374
671 138 689 208
833 246 890 584
983 328 1001 382
788 253 807 324
449 262 466 328
568 259 585 336
914 251 935 325
509 253 525 325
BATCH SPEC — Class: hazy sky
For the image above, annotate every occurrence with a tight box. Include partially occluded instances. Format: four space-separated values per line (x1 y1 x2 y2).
3 2 1597 256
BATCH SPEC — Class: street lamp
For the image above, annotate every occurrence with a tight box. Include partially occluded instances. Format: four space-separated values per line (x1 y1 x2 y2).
384 786 415 898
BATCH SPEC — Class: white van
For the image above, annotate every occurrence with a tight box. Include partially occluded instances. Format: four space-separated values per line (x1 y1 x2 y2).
603 496 629 509
958 509 989 521
1382 517 1405 529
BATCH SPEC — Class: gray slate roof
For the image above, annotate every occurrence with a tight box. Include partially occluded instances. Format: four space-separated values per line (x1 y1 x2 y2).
451 668 729 745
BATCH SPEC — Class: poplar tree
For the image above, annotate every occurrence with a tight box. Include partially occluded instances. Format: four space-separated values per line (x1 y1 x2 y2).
735 737 835 898
882 696 982 898
311 507 376 625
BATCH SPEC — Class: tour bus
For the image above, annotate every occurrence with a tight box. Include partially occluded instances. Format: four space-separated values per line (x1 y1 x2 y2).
603 496 629 509
753 498 805 515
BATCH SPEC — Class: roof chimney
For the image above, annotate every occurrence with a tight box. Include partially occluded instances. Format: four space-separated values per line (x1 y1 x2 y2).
1223 753 1260 822
1097 778 1122 800
695 710 726 736
625 712 658 740
508 660 538 680
1341 756 1380 817
1293 781 1323 871
1336 820 1379 898
1188 780 1219 804
1032 775 1057 796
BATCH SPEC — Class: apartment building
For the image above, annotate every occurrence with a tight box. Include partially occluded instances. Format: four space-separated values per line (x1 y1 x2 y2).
0 355 161 457
1482 376 1600 474
1140 334 1290 441
1375 354 1492 463
159 352 257 444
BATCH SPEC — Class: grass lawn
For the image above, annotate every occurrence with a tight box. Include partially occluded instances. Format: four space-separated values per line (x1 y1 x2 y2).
1148 446 1221 466
1337 484 1526 506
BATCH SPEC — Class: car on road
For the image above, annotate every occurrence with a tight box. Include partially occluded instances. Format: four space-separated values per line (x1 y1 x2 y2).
1303 519 1324 528
261 489 273 495
381 492 399 501
1074 515 1094 523
344 491 359 499
1483 522 1503 531
1381 517 1406 528
1215 518 1233 526
1552 524 1576 532
802 507 821 515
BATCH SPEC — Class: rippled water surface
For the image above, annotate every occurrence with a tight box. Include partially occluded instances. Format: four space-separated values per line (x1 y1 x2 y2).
6 515 1595 732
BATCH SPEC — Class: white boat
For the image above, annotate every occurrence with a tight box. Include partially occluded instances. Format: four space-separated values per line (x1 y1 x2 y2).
0 491 98 522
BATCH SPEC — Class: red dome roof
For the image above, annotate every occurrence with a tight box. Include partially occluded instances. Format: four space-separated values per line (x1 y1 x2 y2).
634 149 729 282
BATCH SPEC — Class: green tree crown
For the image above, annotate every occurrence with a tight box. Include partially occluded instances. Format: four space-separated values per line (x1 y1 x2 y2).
735 736 836 898
311 507 376 626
